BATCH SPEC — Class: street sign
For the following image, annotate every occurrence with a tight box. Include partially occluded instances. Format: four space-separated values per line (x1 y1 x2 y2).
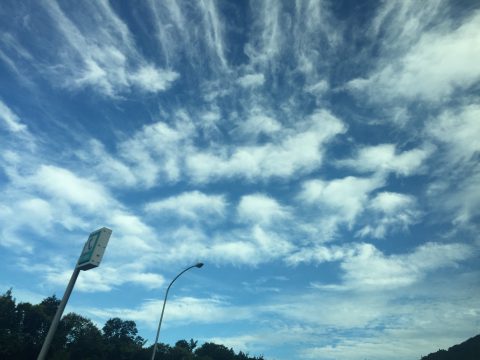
77 227 112 270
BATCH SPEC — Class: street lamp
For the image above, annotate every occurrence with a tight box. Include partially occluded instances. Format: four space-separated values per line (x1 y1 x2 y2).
151 262 204 360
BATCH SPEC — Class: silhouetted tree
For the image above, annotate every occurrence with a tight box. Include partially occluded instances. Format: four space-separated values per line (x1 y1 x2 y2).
15 295 60 359
195 342 236 360
103 317 146 360
55 313 104 359
0 289 20 359
420 334 480 360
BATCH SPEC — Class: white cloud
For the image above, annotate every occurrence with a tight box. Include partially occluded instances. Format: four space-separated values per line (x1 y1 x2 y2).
186 110 346 182
44 264 165 293
0 204 34 253
118 120 192 187
206 225 294 266
237 73 265 88
237 193 287 225
288 241 474 291
305 80 329 96
370 192 414 213
273 265 479 360
348 11 480 102
74 109 344 189
298 175 384 225
0 188 87 253
145 191 227 221
352 241 474 290
40 1 179 97
146 0 228 72
0 160 157 257
0 99 28 133
17 198 54 234
425 104 480 226
86 296 253 329
129 64 179 93
106 211 159 259
208 334 262 356
201 110 221 124
357 192 420 239
0 33 36 86
209 240 258 265
286 244 354 266
450 171 480 225
266 291 389 330
28 165 112 212
244 0 283 65
300 278 480 360
339 144 432 176
224 270 480 360
341 243 419 289
197 0 227 68
428 104 480 162
236 113 282 139
251 225 294 258
77 139 137 188
152 223 294 266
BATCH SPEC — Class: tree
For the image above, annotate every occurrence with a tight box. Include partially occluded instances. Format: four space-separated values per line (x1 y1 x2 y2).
54 313 104 360
195 342 236 360
169 339 197 360
146 342 172 360
0 289 20 359
15 295 60 359
103 317 146 360
420 334 480 360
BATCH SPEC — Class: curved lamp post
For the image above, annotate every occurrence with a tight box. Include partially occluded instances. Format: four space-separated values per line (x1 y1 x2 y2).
151 262 204 360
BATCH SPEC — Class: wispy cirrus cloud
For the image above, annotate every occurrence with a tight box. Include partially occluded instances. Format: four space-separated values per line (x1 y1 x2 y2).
146 0 227 71
20 0 181 97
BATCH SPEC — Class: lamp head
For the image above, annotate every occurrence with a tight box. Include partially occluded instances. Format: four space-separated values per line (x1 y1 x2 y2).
195 262 204 268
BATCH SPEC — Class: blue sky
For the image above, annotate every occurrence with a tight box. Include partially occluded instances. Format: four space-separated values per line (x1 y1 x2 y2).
1 0 479 359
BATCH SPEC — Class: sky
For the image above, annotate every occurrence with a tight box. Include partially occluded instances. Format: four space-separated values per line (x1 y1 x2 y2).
0 0 479 359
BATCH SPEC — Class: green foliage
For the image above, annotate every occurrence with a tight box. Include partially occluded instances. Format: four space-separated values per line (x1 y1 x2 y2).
0 289 265 360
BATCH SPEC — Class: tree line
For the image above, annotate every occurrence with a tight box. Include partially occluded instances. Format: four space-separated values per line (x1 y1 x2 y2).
0 289 264 360
419 334 480 360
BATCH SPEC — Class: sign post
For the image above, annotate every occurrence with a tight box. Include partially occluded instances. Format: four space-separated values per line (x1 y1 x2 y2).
37 227 112 360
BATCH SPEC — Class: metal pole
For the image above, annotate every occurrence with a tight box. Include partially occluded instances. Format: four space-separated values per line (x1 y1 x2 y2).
151 263 203 360
37 268 80 360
